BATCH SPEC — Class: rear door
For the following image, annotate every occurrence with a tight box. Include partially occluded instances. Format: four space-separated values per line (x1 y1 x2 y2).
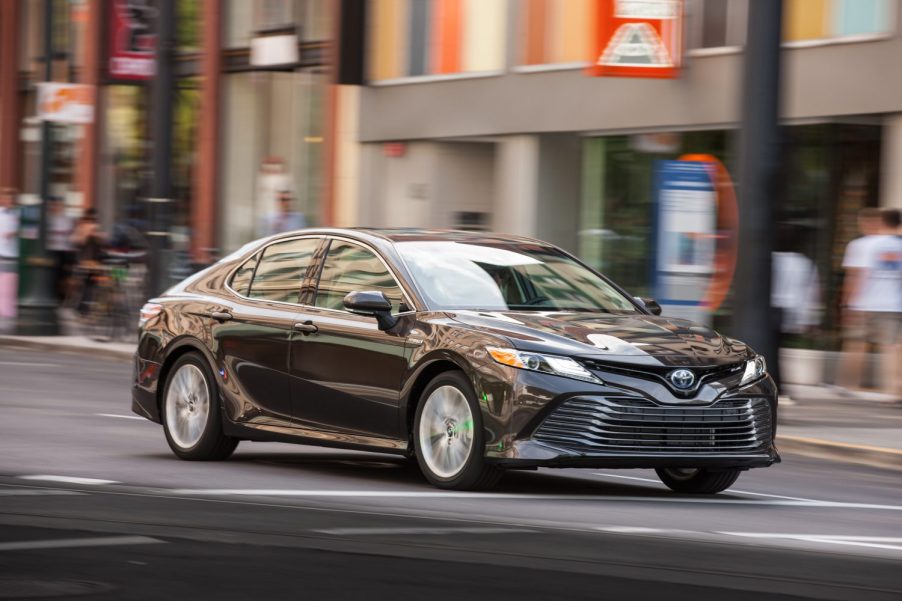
289 238 413 442
213 236 323 429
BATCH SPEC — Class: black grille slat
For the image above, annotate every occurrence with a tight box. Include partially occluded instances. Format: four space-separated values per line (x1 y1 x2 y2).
533 396 772 454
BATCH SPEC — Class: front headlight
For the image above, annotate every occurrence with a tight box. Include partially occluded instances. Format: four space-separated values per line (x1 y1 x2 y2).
486 347 602 384
740 355 767 386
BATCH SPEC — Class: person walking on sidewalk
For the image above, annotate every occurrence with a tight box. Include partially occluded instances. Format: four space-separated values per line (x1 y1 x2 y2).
839 208 902 398
0 188 19 320
47 197 75 301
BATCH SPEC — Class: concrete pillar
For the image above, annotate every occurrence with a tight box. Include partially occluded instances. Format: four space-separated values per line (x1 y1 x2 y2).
192 1 221 261
0 0 20 191
880 113 902 210
333 85 361 227
536 134 582 252
493 135 539 237
76 0 102 209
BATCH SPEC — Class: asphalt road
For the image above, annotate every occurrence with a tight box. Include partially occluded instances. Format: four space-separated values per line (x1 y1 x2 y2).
1 346 901 600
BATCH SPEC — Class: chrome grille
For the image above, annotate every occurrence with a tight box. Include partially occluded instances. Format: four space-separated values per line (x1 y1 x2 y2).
533 397 772 454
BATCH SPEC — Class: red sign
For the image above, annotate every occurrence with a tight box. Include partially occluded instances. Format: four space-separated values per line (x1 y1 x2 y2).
383 142 407 158
590 0 683 79
108 0 157 80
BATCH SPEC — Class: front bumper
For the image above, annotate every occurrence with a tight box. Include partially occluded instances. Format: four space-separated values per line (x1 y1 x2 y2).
481 369 780 470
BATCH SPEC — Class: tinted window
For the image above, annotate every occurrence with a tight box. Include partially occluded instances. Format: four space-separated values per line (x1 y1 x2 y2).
396 241 639 313
230 253 258 296
248 238 320 304
315 240 406 313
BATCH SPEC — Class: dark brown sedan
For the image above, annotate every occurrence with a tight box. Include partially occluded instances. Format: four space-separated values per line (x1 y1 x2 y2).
133 229 779 492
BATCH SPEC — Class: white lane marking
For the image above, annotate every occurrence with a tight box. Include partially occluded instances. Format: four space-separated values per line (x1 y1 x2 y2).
0 536 164 552
0 489 85 496
722 532 902 544
314 527 536 536
598 527 902 553
19 475 119 486
721 532 902 553
96 413 146 421
592 472 823 503
0 361 60 367
0 359 62 367
168 489 902 510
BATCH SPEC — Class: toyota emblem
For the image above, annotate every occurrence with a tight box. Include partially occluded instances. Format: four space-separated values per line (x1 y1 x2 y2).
669 369 695 390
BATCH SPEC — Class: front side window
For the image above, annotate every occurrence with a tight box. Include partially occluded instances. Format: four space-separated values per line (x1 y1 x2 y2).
397 241 640 313
314 240 406 313
248 238 320 303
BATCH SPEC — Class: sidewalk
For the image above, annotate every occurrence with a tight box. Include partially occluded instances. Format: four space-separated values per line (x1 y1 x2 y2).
0 332 899 471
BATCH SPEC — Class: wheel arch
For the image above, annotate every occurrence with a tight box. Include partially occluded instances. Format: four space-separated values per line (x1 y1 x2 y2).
401 352 473 453
156 337 219 417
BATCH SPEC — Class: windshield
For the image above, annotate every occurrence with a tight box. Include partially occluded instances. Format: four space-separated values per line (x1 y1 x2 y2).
397 241 640 313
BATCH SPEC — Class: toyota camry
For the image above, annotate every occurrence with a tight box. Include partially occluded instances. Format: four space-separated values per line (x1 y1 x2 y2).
132 228 779 492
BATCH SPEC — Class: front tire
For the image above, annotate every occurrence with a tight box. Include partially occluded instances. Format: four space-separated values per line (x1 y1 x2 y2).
655 467 741 494
413 371 502 490
162 353 238 461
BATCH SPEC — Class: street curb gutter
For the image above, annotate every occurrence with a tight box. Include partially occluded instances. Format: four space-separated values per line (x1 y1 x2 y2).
777 435 902 472
0 336 134 362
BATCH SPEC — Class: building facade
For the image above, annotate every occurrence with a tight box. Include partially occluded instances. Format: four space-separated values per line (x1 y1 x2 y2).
349 0 902 350
0 0 332 263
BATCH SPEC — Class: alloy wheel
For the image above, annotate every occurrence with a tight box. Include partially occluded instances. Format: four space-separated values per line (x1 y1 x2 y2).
418 385 475 479
165 364 211 449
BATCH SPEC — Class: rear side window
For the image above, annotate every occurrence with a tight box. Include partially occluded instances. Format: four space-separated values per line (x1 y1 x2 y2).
314 240 406 313
248 238 320 304
229 253 258 296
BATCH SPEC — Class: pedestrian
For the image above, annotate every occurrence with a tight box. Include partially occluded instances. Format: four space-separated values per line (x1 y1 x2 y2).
771 225 821 395
257 190 306 238
70 208 107 316
0 188 19 320
839 208 902 397
47 197 75 301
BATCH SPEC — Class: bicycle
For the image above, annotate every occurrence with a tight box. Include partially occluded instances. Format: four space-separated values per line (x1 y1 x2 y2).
69 250 147 342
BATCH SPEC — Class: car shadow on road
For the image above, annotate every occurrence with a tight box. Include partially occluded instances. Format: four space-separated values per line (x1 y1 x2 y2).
213 450 678 498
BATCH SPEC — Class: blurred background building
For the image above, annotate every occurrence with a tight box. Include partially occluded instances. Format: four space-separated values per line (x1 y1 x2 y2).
0 0 900 360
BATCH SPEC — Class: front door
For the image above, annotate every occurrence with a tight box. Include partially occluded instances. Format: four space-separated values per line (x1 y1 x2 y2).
289 239 412 442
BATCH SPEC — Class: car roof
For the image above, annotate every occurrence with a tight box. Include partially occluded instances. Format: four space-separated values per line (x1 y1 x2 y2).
265 227 546 247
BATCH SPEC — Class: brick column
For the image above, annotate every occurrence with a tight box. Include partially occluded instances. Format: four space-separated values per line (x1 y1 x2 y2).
192 0 221 261
76 0 102 209
0 0 21 190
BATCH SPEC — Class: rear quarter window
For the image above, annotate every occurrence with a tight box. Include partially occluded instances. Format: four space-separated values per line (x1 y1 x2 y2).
229 253 258 296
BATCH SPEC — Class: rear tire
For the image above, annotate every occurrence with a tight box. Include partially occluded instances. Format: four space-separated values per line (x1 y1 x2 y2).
413 371 502 491
162 353 238 461
655 467 741 494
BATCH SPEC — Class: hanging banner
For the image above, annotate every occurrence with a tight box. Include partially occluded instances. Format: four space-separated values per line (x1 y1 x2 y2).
652 160 716 324
36 83 95 125
108 0 157 80
591 0 683 78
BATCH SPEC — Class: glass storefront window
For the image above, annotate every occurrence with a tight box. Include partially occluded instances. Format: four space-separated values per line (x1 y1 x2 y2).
220 70 326 253
579 125 881 349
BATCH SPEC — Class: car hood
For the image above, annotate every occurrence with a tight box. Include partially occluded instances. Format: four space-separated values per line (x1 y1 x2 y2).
449 310 750 368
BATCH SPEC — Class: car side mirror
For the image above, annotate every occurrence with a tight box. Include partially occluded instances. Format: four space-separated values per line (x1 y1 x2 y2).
343 290 398 331
636 297 662 316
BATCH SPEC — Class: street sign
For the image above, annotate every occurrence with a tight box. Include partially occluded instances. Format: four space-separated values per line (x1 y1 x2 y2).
591 0 683 78
36 83 95 125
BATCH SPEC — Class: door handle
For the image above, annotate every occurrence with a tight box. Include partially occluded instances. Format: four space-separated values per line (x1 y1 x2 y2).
209 311 233 322
293 320 318 335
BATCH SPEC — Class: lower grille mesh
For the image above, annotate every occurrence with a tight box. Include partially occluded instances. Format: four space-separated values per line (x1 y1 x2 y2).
533 397 772 454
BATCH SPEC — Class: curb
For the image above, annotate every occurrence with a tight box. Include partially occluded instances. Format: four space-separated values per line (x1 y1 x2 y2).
776 434 902 472
0 336 134 362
